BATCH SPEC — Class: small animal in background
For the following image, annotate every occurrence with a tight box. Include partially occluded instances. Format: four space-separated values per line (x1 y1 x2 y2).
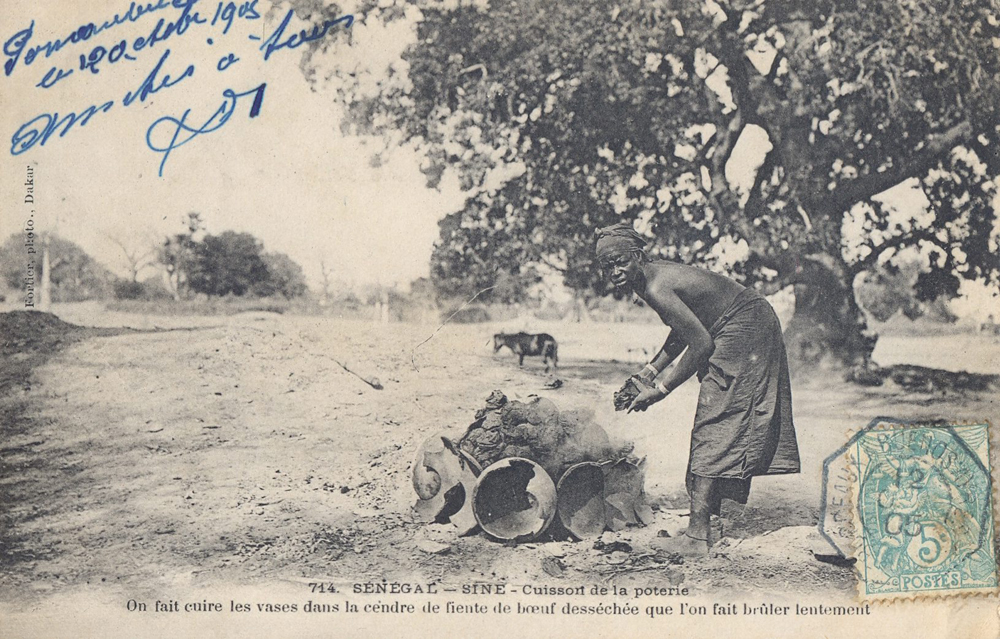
492 332 558 373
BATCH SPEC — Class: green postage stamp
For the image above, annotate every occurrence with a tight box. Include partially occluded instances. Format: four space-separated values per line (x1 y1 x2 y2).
851 422 998 600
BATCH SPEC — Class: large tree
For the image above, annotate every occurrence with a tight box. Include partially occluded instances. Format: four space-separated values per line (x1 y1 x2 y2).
301 0 1000 368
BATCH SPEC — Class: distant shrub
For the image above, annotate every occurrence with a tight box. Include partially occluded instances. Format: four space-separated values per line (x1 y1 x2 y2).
446 304 491 323
113 278 174 301
113 280 145 300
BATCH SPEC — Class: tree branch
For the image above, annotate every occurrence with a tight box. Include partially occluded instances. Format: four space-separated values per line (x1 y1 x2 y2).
851 227 944 274
815 120 972 216
537 253 568 273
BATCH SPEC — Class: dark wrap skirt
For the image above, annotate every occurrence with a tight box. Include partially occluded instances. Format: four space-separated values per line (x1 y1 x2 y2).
686 288 801 505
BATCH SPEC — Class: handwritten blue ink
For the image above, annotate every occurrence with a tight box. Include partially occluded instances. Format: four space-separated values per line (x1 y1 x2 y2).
217 52 239 71
3 21 34 76
3 20 99 77
130 0 206 53
10 101 115 155
79 39 137 75
35 65 73 89
260 9 353 61
216 1 259 35
146 82 264 176
3 0 193 77
123 49 195 107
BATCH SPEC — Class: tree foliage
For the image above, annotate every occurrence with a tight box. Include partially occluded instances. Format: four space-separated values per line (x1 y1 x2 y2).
257 252 309 299
0 233 115 302
157 215 308 299
188 231 270 297
302 0 1000 363
855 257 959 323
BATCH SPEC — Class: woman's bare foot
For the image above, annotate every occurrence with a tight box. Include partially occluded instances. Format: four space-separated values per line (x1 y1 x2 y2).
653 531 710 560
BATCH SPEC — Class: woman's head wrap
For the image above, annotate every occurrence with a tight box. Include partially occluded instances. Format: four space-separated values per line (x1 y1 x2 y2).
595 222 647 259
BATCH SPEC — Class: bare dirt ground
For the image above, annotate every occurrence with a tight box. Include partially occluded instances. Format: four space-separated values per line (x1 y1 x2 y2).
2 305 998 610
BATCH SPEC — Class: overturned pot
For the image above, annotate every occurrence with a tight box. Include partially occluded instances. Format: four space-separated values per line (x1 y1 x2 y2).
555 458 652 539
411 434 481 534
472 457 557 543
556 461 607 540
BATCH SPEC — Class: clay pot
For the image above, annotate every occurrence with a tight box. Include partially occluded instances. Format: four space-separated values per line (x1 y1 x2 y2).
555 458 652 539
411 434 480 534
556 462 607 540
603 458 645 530
472 457 557 542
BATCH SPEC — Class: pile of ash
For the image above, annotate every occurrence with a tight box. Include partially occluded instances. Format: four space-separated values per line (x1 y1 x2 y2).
458 390 633 481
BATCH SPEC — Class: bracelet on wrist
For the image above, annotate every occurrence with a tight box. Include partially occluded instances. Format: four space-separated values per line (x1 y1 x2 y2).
642 363 658 377
655 381 669 394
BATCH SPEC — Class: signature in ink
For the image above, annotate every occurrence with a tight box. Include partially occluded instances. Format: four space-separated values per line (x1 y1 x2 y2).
145 82 265 176
259 9 353 61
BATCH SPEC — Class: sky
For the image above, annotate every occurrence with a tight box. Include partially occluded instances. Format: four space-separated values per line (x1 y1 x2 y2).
1 0 467 289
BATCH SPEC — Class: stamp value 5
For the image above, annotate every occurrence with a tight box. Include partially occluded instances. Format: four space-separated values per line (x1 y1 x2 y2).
852 422 997 600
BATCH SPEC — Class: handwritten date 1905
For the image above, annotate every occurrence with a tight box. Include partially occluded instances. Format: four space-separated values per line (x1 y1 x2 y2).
146 82 265 176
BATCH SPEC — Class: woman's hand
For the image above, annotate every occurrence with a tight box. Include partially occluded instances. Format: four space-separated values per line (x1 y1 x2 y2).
627 385 667 413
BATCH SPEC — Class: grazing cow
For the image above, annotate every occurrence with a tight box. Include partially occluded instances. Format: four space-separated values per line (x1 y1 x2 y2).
492 332 558 373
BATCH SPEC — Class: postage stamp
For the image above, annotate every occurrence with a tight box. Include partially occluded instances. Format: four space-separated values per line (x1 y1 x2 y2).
850 422 998 600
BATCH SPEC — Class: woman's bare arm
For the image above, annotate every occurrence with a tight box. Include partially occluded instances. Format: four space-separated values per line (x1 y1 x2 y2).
642 331 686 380
643 284 714 394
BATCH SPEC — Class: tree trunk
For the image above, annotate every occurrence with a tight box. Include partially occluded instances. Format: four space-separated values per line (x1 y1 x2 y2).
39 236 52 311
573 291 592 323
776 253 878 373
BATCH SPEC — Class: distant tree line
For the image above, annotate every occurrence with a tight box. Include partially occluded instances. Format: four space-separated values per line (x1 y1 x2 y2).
0 213 308 303
0 234 115 303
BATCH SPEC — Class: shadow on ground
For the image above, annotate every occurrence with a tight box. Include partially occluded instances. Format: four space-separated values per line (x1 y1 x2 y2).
0 311 218 576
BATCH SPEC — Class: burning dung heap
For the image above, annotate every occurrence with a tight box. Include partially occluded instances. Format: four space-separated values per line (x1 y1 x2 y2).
458 390 632 481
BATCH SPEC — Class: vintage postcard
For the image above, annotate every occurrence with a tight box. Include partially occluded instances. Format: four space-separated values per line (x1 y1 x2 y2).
2 0 998 637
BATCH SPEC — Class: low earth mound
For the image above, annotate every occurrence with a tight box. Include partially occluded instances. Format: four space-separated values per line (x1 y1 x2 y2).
0 311 84 394
0 311 80 354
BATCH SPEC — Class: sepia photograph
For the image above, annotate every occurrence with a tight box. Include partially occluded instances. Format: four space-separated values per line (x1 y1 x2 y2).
1 0 998 636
